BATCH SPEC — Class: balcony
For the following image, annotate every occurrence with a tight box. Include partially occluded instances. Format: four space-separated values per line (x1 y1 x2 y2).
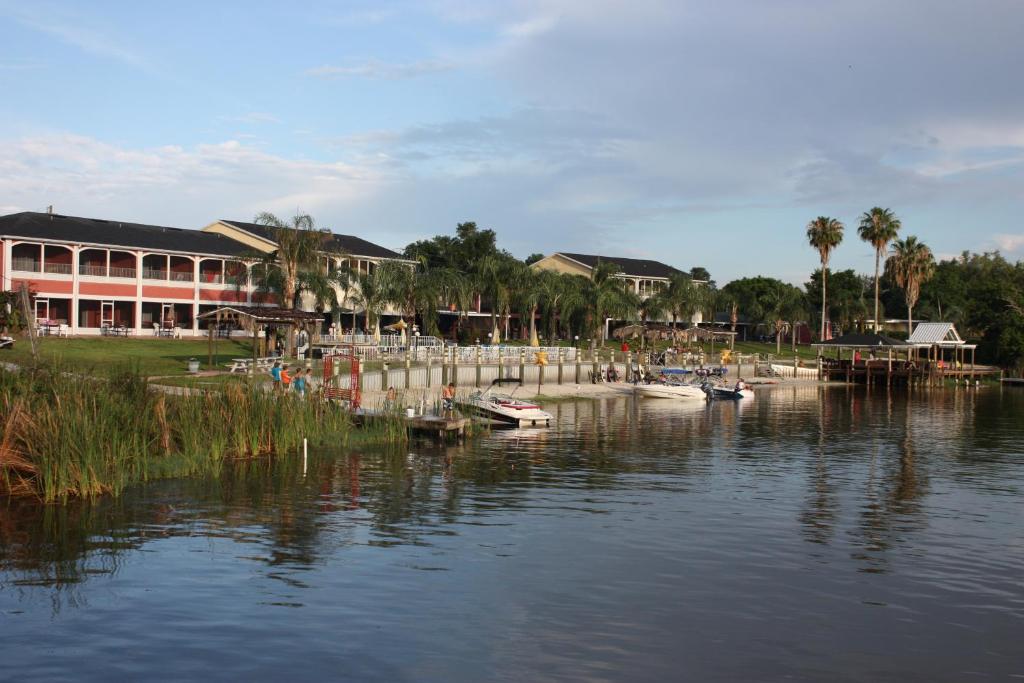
80 264 139 278
11 258 40 272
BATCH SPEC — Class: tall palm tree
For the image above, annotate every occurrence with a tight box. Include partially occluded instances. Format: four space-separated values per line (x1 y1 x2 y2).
577 261 641 347
886 236 935 336
857 207 901 332
253 212 331 311
515 265 545 347
474 254 516 343
806 216 844 340
351 266 393 342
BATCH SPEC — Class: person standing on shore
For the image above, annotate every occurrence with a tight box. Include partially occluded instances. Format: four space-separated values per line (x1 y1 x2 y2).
280 364 292 392
292 370 306 398
270 361 282 392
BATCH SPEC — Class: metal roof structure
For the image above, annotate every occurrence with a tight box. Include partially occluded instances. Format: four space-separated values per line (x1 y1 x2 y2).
907 322 966 347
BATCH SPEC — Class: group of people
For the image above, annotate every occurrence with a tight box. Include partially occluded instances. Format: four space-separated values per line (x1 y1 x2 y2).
269 361 317 397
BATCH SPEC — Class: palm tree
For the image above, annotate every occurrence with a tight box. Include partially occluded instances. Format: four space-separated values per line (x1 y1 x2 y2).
651 273 705 341
253 212 331 311
351 266 393 342
886 236 935 335
515 265 545 347
577 261 641 347
806 216 844 340
474 254 516 343
858 207 901 331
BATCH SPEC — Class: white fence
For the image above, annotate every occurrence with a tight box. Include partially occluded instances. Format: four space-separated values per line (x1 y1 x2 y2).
769 363 820 379
326 358 624 393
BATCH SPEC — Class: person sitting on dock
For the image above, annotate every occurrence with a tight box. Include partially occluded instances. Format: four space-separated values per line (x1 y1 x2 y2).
442 383 456 413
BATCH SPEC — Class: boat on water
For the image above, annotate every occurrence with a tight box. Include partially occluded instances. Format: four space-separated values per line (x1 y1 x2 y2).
455 378 553 428
634 382 706 400
701 382 755 401
632 368 707 400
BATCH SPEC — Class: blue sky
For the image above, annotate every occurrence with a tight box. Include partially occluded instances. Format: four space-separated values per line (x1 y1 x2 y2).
1 0 1023 284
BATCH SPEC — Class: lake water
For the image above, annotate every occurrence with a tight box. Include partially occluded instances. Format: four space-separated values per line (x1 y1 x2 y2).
2 386 1022 682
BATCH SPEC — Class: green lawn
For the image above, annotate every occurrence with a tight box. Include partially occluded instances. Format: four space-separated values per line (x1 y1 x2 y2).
599 338 821 362
3 336 257 376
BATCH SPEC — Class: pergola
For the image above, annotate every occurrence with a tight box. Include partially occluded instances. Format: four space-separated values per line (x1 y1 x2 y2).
907 322 976 370
677 326 737 350
197 306 323 363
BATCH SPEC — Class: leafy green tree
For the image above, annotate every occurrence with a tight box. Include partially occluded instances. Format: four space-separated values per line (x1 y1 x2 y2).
858 207 901 331
805 269 868 332
886 236 935 335
806 216 844 339
525 253 545 266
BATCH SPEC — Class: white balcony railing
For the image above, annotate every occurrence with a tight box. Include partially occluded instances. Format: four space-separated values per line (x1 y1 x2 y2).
11 258 40 272
43 263 73 275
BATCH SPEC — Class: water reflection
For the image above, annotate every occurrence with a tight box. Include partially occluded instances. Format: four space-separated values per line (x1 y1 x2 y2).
1 386 1022 681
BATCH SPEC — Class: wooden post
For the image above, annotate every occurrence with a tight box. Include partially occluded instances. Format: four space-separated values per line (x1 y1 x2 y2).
441 346 449 386
557 347 564 385
519 348 526 384
475 345 482 388
575 349 581 384
426 352 433 388
405 347 411 389
207 323 214 369
452 346 459 388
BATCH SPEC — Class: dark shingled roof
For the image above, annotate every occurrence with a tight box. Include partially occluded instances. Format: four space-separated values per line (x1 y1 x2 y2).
0 212 251 257
813 332 909 347
220 220 402 259
556 252 682 279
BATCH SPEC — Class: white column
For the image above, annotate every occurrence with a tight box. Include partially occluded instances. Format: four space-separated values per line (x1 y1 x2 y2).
192 257 200 336
71 245 80 334
135 251 144 333
2 239 11 290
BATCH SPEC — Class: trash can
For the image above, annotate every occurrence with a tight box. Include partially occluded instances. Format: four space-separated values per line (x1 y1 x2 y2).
187 358 200 373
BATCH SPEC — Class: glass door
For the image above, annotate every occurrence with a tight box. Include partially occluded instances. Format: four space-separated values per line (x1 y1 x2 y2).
101 301 115 328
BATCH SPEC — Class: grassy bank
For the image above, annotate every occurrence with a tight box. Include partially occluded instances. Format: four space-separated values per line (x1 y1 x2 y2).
4 337 255 376
0 362 406 503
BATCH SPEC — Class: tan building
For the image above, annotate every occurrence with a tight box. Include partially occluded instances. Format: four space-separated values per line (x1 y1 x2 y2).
531 251 705 325
203 219 410 318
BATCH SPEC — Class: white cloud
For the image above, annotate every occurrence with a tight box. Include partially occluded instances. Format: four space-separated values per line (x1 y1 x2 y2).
992 234 1024 253
305 59 454 80
0 134 385 228
2 3 147 68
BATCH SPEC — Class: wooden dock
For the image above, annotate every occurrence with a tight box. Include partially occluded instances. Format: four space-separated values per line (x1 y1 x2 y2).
349 409 469 441
1001 377 1024 386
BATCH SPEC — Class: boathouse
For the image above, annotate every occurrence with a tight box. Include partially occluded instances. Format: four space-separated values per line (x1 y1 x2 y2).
906 322 977 370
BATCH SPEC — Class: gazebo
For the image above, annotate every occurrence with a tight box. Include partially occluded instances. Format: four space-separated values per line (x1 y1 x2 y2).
197 306 323 363
907 322 976 371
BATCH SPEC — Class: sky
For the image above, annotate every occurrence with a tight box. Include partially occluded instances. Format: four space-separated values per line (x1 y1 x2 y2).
1 0 1022 284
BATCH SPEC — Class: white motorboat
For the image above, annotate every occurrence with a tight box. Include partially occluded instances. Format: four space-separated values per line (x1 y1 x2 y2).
634 382 706 400
456 378 553 427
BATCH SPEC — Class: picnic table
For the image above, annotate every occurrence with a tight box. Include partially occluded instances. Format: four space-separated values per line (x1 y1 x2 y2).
226 357 279 374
